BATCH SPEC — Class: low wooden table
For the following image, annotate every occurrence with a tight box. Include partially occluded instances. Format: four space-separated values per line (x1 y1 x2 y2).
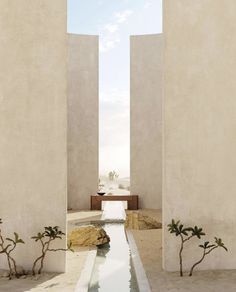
91 195 139 210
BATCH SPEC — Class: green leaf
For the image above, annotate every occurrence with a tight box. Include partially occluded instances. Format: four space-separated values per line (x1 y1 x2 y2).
215 237 228 251
168 219 182 237
191 226 205 239
204 241 209 248
14 232 19 242
67 241 74 252
31 232 45 242
182 230 188 236
35 226 66 240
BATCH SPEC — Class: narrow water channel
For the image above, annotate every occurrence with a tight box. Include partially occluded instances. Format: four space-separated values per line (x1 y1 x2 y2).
88 202 139 292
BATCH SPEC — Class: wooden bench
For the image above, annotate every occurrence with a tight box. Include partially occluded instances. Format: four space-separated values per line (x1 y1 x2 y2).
90 195 139 210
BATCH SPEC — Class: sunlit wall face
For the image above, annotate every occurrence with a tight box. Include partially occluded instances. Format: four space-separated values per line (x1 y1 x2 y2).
67 0 162 180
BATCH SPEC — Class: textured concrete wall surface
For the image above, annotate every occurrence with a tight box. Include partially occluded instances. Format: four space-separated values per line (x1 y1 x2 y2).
130 34 163 209
0 1 67 271
163 0 236 271
68 34 99 210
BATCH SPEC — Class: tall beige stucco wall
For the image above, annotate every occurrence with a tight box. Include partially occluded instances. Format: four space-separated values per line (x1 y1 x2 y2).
68 34 99 210
130 34 162 209
163 0 236 271
0 1 67 272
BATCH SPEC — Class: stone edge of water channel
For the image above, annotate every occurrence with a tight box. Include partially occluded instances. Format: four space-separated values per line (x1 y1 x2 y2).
74 248 97 292
126 230 152 292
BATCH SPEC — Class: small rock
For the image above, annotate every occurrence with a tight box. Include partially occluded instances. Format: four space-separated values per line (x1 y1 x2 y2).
68 225 110 246
125 212 162 230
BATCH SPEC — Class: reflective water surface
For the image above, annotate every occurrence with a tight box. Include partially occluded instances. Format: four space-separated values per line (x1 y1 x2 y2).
88 202 139 292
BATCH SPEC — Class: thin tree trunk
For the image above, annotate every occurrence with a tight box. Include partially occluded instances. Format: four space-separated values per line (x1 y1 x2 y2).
32 255 44 275
189 246 218 276
9 254 18 277
189 252 205 276
179 237 184 277
6 255 13 279
38 253 45 274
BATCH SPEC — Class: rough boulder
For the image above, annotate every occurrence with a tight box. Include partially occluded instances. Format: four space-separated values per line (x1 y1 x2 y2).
68 225 110 246
125 211 162 230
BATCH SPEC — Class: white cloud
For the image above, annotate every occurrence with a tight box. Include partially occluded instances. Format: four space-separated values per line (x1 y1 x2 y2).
114 10 133 23
99 37 120 52
104 23 118 33
99 9 133 53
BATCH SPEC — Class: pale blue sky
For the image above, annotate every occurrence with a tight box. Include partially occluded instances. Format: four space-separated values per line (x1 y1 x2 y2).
67 0 162 177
